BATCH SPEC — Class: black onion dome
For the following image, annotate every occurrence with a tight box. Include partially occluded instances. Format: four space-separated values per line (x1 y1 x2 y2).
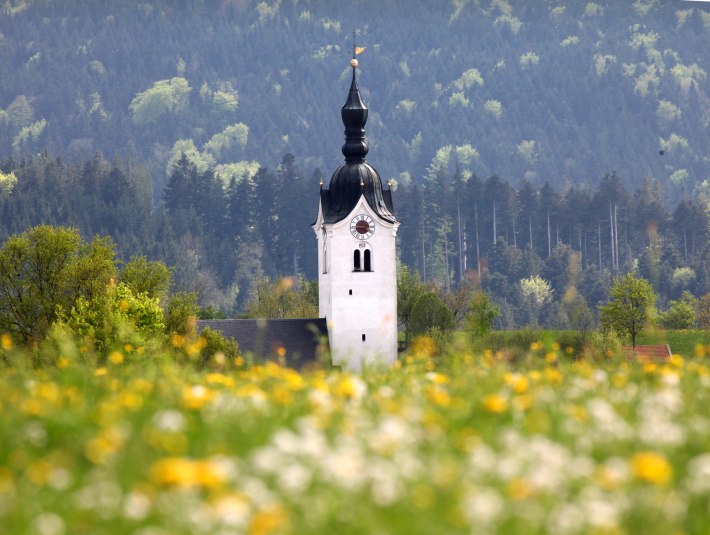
320 66 396 224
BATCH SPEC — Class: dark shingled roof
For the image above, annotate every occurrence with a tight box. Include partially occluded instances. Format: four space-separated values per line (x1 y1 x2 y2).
320 64 397 225
320 164 396 224
196 318 329 369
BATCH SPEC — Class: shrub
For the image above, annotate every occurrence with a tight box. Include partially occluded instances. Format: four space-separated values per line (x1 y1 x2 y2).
585 329 624 361
659 291 697 329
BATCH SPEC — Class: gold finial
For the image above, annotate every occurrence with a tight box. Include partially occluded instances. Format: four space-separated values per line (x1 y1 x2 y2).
319 176 324 187
351 29 365 69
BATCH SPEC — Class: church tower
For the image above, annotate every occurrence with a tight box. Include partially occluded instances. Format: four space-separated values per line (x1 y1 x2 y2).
313 54 399 371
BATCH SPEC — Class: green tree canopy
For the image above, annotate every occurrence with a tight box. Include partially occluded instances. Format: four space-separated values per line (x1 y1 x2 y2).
397 266 428 342
408 291 455 339
0 226 116 343
599 273 656 348
121 256 172 300
130 77 191 125
245 276 318 319
466 291 501 338
659 291 697 329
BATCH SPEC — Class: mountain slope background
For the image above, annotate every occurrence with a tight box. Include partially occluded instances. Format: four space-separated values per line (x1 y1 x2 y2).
1 0 710 204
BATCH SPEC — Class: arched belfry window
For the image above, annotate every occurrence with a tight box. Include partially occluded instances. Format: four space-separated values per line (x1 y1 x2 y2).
353 249 361 271
364 249 372 272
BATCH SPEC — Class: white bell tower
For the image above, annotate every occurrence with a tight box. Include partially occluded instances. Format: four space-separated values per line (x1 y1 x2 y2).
312 53 399 371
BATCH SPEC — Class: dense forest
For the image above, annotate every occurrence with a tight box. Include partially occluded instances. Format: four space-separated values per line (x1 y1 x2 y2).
1 1 710 327
1 1 710 201
1 152 708 329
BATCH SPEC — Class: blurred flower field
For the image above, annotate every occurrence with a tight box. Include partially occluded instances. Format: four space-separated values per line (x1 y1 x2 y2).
2 337 710 534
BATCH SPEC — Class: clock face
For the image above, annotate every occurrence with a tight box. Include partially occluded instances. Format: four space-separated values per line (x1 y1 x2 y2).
350 214 375 240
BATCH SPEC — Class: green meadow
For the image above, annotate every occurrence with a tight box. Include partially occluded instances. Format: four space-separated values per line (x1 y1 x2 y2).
1 332 710 534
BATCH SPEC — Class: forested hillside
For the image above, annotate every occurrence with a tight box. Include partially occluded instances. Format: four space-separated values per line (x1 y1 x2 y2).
1 0 710 201
1 0 710 325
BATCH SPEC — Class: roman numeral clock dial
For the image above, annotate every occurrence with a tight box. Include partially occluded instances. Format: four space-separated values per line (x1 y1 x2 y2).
350 214 375 240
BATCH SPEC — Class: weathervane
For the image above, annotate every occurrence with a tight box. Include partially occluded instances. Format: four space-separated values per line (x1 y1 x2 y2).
350 29 366 69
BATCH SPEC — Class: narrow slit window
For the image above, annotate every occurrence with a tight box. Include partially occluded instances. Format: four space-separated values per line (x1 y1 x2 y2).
353 250 361 271
364 249 372 272
322 240 328 274
362 334 366 341
349 289 352 295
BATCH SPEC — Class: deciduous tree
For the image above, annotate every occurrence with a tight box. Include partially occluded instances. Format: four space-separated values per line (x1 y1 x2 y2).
599 273 656 348
0 226 116 343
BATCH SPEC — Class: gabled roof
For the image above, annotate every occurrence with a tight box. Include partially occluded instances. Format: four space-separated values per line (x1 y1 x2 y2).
197 318 329 369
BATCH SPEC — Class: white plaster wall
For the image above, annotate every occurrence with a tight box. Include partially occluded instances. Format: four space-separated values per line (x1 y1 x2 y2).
314 196 399 371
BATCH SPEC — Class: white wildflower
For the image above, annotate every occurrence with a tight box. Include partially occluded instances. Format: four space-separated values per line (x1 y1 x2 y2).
152 409 186 432
123 491 152 521
685 453 710 494
462 488 504 526
32 512 65 535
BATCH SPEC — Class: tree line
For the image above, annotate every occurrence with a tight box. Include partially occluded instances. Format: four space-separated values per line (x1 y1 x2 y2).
2 151 708 330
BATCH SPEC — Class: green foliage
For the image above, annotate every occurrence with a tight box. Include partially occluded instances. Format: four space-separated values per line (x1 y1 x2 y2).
560 293 595 333
121 256 172 300
0 226 116 343
203 123 249 160
466 291 500 338
196 326 240 368
62 281 165 352
166 140 215 175
130 77 191 125
0 170 17 197
599 273 656 348
659 291 697 329
698 294 710 329
397 266 428 342
244 276 318 319
11 118 46 153
587 328 624 361
164 292 200 336
408 291 455 339
518 275 553 327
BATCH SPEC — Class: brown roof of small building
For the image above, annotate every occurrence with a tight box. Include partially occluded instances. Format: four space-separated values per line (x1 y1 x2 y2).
622 344 671 361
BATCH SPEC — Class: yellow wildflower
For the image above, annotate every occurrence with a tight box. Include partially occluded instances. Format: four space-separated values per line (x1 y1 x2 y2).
669 354 684 368
643 362 657 375
507 478 534 500
206 373 235 388
182 385 215 409
544 367 562 384
1 334 12 351
27 459 52 487
631 452 672 485
249 504 289 535
108 351 124 365
150 457 229 488
427 386 451 407
411 335 437 359
482 394 507 414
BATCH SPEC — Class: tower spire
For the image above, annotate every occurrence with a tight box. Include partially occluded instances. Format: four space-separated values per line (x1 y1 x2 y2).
341 35 368 164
